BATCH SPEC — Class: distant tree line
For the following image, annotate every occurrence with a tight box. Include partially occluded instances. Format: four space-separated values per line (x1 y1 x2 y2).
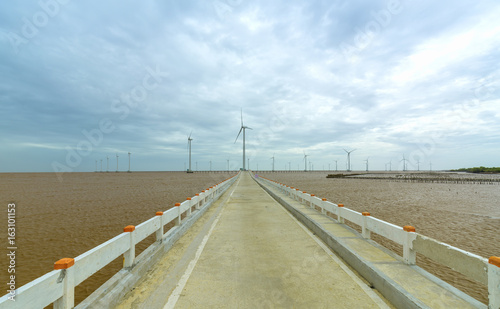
453 166 500 173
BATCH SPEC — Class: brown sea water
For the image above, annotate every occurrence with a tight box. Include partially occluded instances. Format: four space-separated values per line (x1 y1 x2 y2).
257 171 500 304
0 171 236 306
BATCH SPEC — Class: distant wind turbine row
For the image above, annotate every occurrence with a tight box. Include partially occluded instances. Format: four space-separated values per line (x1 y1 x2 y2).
94 152 131 173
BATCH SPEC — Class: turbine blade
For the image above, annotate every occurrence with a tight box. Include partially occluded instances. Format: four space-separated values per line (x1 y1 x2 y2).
246 126 253 130
234 127 243 143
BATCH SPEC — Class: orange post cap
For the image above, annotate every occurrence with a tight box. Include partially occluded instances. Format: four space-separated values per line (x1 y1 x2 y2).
489 256 500 268
54 258 74 270
338 204 344 207
362 212 370 216
175 203 181 207
322 198 327 201
156 211 163 216
124 225 135 232
403 226 416 232
187 197 192 200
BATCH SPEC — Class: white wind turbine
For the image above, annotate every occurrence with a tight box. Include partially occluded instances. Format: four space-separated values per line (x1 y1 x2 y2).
303 151 308 171
127 152 131 173
234 109 252 171
401 154 408 171
344 148 356 172
270 153 275 172
187 132 193 173
116 154 119 172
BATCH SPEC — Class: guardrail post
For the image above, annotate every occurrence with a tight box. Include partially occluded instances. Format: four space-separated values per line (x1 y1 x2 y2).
337 204 344 223
403 226 416 265
53 258 75 309
123 225 136 268
310 194 316 208
155 212 163 242
321 198 327 214
175 203 181 225
362 212 371 239
302 191 307 204
195 194 200 209
187 198 192 216
201 190 206 205
489 256 500 308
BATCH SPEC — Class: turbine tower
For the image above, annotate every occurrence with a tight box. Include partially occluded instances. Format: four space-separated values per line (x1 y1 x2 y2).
106 156 109 172
116 154 119 172
303 152 308 171
364 157 369 172
271 153 275 172
334 159 338 171
234 109 252 171
128 152 131 173
187 132 193 173
401 154 408 172
343 148 356 172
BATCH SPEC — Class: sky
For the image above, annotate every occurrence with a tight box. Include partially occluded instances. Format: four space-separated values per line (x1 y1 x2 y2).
1 0 499 174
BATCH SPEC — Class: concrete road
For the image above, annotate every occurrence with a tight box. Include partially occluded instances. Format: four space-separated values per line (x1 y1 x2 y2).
115 172 391 308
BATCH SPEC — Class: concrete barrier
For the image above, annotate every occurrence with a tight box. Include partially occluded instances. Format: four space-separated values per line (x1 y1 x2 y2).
0 174 239 309
255 175 499 309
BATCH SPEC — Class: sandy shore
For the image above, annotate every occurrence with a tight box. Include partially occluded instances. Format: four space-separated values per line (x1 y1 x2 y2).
257 171 500 304
0 171 236 305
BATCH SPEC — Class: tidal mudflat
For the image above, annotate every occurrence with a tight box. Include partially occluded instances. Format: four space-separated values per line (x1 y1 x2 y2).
0 171 236 305
258 171 500 304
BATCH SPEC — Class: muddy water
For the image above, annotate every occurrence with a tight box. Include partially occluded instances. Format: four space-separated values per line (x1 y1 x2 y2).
0 171 236 306
258 172 500 305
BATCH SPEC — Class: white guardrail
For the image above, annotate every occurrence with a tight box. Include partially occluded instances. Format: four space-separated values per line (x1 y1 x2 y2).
0 174 239 309
257 175 500 309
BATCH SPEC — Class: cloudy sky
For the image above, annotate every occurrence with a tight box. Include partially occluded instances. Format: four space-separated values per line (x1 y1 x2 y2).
1 0 499 173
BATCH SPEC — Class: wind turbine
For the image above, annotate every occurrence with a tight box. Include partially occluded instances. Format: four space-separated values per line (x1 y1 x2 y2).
187 132 193 173
364 157 369 172
270 153 275 172
100 159 103 172
303 152 308 171
334 159 338 171
234 109 252 171
116 154 119 172
95 160 98 172
416 159 421 171
106 156 109 172
401 154 408 172
227 158 230 172
128 152 131 173
344 148 356 172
